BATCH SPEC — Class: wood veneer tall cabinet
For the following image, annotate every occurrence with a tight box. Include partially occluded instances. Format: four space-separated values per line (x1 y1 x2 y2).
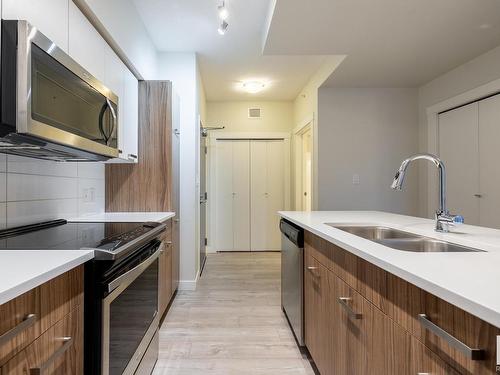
105 80 180 307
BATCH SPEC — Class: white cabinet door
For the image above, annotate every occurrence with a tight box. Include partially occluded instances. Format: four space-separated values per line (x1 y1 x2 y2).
250 140 284 251
478 94 500 229
438 102 480 225
121 68 139 162
3 0 69 52
68 1 105 81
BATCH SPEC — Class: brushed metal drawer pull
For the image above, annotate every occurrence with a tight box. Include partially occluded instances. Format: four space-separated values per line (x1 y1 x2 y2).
418 314 484 360
30 336 73 375
338 297 362 319
0 313 36 345
306 266 317 270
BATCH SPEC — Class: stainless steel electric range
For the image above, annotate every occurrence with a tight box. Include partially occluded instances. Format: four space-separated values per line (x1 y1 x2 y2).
0 219 166 375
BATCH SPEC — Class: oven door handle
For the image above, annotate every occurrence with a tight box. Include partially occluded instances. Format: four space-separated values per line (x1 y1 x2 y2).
107 244 162 293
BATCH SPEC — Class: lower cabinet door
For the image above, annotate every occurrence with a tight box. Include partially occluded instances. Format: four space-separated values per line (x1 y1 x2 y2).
1 306 83 375
158 242 173 317
410 334 458 375
304 251 334 375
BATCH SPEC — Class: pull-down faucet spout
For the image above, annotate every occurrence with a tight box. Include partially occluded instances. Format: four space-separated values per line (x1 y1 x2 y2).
391 153 463 233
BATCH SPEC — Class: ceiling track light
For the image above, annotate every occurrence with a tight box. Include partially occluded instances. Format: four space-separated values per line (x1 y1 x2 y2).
218 1 229 20
218 20 229 35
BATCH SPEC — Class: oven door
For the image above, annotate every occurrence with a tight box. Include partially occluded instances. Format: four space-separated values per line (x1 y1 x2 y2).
2 20 119 159
102 241 161 375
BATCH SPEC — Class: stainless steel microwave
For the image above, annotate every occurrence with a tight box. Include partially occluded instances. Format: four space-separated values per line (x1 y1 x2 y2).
0 20 119 161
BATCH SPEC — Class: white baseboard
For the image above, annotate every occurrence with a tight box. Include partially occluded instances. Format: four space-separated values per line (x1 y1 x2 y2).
178 273 199 291
206 246 217 254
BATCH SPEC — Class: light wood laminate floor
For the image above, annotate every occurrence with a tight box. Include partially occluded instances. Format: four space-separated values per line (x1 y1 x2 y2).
153 252 315 375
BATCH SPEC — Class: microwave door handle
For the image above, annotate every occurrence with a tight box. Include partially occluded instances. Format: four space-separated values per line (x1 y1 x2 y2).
105 98 117 145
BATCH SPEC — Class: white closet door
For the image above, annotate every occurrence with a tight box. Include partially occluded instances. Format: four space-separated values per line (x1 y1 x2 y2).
438 102 480 224
265 140 285 250
232 141 251 250
479 94 500 229
250 140 285 251
250 141 268 251
215 141 234 251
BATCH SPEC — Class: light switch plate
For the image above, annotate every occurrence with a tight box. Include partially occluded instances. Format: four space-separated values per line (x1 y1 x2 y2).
352 174 360 185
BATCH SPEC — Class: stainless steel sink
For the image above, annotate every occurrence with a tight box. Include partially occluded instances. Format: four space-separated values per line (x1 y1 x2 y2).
326 225 420 240
375 238 483 253
326 224 484 253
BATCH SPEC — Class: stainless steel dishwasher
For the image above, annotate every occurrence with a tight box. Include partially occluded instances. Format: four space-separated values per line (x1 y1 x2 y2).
280 218 305 346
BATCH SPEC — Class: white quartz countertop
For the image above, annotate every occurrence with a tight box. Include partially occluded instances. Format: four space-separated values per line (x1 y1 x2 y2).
0 250 94 305
68 212 176 223
279 210 500 328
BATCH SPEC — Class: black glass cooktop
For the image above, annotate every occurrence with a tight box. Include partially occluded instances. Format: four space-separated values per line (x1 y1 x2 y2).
0 219 161 252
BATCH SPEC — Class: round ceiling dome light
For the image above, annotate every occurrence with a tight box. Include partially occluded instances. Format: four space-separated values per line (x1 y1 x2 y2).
242 81 266 94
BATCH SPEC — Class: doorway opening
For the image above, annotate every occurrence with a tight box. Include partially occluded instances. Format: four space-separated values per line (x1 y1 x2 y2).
294 119 313 211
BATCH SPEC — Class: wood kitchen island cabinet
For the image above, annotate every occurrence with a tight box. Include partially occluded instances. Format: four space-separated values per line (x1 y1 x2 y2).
303 231 498 375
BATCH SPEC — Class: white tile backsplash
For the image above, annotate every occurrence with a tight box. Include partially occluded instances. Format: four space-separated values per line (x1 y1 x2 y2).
7 155 78 177
7 174 78 202
0 157 105 228
7 199 79 228
77 162 105 179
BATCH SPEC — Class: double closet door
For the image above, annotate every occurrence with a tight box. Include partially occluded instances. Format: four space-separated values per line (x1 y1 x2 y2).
215 139 285 251
438 93 500 228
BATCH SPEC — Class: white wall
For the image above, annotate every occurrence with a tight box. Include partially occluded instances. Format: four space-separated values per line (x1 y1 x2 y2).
156 52 201 289
81 0 158 79
207 101 293 132
418 45 500 217
0 155 104 228
293 57 345 208
317 88 419 215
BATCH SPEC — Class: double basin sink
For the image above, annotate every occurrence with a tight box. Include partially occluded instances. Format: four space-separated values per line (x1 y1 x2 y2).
326 225 484 253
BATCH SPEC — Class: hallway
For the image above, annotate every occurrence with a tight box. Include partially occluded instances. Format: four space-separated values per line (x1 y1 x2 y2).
153 252 315 375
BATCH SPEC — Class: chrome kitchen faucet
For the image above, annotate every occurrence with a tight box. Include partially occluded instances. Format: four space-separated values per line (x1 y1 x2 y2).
391 153 464 233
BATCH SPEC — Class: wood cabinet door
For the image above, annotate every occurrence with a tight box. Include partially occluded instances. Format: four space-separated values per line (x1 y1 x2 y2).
304 251 334 375
158 242 173 317
1 306 83 375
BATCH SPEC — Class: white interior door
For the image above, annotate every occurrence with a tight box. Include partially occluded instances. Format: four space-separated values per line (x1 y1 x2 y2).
478 94 500 229
215 141 234 251
301 128 312 211
250 140 284 251
232 141 251 250
265 140 285 250
438 102 480 225
215 140 250 251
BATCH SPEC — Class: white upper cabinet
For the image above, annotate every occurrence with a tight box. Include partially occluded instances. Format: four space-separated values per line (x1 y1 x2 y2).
2 0 69 51
68 1 105 82
122 68 139 162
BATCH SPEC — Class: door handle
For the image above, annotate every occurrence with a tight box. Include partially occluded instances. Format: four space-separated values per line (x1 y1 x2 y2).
338 297 362 319
418 314 484 360
30 336 73 375
0 314 37 345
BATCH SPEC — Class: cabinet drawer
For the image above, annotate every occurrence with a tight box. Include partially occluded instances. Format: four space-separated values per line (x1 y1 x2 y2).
386 272 500 374
305 231 386 311
1 306 83 375
410 334 459 375
0 267 83 365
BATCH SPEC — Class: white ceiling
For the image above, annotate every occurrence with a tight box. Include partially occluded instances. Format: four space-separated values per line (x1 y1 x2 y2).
264 0 500 87
132 0 330 101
